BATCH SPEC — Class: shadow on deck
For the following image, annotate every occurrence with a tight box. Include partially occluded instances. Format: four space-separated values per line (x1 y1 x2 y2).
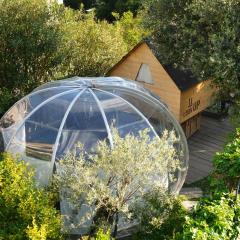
185 115 234 184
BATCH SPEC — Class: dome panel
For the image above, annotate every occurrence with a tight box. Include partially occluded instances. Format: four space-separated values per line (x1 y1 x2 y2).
93 89 157 138
6 91 80 184
55 89 109 160
0 87 76 130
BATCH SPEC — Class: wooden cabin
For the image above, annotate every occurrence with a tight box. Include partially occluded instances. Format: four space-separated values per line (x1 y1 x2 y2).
107 41 216 138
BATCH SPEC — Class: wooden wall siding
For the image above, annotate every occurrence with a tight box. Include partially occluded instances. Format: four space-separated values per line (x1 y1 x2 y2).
180 80 215 123
108 43 182 121
181 113 201 138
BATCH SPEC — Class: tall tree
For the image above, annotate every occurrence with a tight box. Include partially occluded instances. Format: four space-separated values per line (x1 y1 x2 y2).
144 0 240 115
95 0 143 21
63 0 81 10
63 0 95 10
0 0 65 114
59 10 128 77
63 0 143 22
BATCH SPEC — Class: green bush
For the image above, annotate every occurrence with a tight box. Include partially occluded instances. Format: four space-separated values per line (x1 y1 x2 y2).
95 228 112 240
212 128 240 191
54 128 181 237
0 153 63 239
176 193 240 240
133 192 187 240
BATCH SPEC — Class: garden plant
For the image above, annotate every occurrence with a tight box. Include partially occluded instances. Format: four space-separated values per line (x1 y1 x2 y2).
54 128 182 238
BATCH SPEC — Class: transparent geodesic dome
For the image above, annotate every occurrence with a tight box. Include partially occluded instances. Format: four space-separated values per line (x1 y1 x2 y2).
0 76 188 193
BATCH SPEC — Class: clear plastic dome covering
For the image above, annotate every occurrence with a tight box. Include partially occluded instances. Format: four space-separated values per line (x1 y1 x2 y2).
0 77 188 193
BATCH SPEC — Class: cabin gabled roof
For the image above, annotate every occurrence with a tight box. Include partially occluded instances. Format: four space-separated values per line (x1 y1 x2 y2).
107 40 199 91
162 64 199 91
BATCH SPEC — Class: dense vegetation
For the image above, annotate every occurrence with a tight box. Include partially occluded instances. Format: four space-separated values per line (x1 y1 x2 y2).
132 129 240 240
1 0 240 239
144 0 240 122
0 153 62 239
0 0 146 117
212 128 240 191
165 194 240 240
63 0 143 21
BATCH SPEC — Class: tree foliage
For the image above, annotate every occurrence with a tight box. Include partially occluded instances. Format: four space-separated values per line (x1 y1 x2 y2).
0 0 145 116
144 0 240 110
0 153 62 239
59 9 128 77
0 0 64 97
0 0 66 117
63 0 143 22
94 0 143 22
63 0 82 10
113 11 149 51
54 128 181 237
133 192 186 240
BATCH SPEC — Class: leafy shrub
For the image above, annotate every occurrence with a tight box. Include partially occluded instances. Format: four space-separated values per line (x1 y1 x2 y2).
212 128 240 191
133 192 186 240
176 193 240 240
81 228 112 240
0 152 63 239
133 192 240 240
95 228 112 240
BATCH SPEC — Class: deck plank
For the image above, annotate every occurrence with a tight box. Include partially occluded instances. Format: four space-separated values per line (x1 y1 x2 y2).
185 116 233 184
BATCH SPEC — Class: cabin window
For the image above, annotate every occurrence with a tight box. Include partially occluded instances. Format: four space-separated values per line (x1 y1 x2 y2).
135 63 154 84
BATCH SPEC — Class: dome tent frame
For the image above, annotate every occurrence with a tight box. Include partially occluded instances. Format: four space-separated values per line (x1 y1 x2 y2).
0 77 188 193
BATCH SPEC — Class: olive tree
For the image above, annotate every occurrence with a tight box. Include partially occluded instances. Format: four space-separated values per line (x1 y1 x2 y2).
54 129 181 237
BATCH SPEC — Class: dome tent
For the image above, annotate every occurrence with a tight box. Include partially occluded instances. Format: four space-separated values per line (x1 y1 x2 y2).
0 77 188 193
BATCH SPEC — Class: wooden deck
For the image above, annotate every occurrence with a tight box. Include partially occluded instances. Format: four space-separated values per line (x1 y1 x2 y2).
185 115 234 184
